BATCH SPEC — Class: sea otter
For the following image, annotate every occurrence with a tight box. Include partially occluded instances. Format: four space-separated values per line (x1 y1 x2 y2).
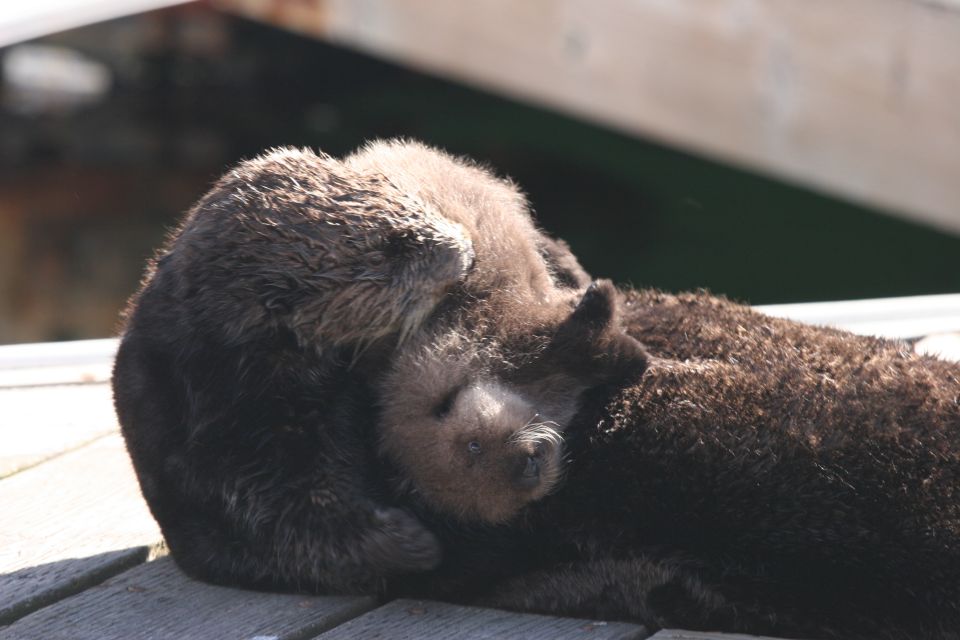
404 290 960 639
112 140 598 594
376 280 647 524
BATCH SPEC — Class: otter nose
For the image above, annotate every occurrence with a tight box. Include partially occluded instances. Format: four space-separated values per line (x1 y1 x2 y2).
518 455 540 488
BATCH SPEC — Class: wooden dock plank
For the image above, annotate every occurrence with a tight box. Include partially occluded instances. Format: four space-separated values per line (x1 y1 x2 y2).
314 598 648 640
216 0 960 234
650 631 786 640
0 435 161 623
0 338 117 387
0 0 192 49
0 382 117 478
0 557 377 640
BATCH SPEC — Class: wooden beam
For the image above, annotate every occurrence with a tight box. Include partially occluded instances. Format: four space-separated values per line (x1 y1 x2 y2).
0 383 117 477
315 598 648 640
0 0 193 48
215 0 960 235
0 338 117 386
0 436 162 623
0 558 376 639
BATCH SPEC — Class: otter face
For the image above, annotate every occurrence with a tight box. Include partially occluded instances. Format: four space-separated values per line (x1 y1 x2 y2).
378 332 565 524
425 381 565 523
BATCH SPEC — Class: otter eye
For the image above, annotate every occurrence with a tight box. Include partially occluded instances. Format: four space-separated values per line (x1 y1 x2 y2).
433 386 460 419
467 441 482 455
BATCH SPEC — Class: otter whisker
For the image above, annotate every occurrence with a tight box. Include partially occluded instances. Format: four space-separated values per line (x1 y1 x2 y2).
509 420 564 448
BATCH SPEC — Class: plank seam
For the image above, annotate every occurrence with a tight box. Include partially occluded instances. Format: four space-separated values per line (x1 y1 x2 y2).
295 597 381 640
0 431 116 481
0 544 163 625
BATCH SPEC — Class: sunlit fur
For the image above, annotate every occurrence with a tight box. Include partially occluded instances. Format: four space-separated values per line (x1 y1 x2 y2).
155 146 476 351
377 281 648 524
378 330 568 524
347 139 570 310
113 140 597 594
466 290 960 639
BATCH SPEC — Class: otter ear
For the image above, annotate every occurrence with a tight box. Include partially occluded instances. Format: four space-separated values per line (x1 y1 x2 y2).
552 279 649 381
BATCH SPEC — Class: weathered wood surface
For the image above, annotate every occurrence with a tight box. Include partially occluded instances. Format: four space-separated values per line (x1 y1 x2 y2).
315 598 648 640
5 291 960 639
216 0 960 235
650 632 789 640
0 557 377 640
0 338 116 387
0 435 161 623
0 383 117 477
0 0 192 49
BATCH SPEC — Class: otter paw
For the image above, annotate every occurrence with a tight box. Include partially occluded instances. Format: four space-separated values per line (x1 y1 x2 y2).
364 508 442 573
646 580 732 631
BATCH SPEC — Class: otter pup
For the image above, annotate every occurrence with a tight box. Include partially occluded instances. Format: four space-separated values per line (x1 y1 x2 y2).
113 141 595 594
377 280 648 524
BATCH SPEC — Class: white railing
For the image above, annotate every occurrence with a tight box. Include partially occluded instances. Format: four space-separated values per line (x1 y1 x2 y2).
1 293 959 387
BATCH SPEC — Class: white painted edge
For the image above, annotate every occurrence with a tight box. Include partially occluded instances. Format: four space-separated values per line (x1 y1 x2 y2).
0 292 957 386
918 0 960 10
756 293 960 339
0 0 193 49
0 337 118 387
0 338 119 370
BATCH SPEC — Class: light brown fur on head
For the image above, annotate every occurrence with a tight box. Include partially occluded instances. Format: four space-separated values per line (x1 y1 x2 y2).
377 330 567 524
377 282 648 524
347 139 576 312
153 146 477 352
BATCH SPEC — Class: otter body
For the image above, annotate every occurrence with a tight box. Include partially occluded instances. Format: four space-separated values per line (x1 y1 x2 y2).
113 141 594 593
114 146 475 592
445 291 960 639
377 280 647 523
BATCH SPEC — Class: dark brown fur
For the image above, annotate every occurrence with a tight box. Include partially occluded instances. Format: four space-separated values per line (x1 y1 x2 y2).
346 140 568 310
377 280 647 524
458 290 960 639
113 141 594 594
344 141 644 524
114 145 481 593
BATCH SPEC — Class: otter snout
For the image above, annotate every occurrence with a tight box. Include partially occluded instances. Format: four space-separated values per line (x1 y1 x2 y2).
510 426 562 493
518 452 542 489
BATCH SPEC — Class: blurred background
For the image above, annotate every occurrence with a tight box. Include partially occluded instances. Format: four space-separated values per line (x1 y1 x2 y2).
1 0 958 344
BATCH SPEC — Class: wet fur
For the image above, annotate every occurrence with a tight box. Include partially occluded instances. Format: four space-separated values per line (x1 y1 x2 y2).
377 280 647 524
347 140 566 311
350 140 647 525
113 140 960 638
432 290 960 639
113 141 594 593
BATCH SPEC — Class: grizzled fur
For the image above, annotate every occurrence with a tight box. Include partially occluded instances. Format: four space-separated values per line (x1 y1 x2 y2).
377 280 647 524
429 290 960 639
113 142 594 594
113 146 467 593
347 139 568 312
341 141 647 524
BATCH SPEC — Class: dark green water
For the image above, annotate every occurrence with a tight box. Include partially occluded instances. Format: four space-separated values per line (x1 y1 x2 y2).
3 7 958 345
228 19 958 306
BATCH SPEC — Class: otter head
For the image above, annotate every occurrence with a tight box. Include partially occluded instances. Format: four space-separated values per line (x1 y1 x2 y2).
163 147 477 351
378 331 565 524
